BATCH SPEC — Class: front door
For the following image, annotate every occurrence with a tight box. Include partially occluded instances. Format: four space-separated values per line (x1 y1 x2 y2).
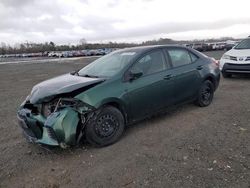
124 49 175 121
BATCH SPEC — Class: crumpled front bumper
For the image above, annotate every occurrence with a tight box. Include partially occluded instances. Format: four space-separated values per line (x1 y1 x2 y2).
17 107 80 147
17 112 39 143
17 108 59 146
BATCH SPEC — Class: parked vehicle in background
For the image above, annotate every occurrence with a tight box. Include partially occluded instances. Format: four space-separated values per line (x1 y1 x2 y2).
72 51 82 57
211 42 226 50
85 50 93 56
224 43 235 51
206 43 214 51
17 45 220 148
42 51 49 57
192 43 208 51
182 44 192 48
104 48 113 54
81 50 88 56
224 41 239 51
61 51 70 58
218 42 226 50
220 37 250 78
48 51 56 57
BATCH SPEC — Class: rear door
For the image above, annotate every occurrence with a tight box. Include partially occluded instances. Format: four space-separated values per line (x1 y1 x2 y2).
164 48 202 104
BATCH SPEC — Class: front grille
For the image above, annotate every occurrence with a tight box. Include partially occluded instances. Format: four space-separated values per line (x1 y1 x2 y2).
46 127 58 141
229 56 237 61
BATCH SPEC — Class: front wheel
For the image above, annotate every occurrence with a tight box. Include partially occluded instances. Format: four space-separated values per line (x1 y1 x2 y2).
85 106 125 147
195 80 214 107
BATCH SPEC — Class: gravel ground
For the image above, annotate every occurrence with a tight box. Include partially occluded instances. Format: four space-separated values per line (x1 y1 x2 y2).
0 52 250 188
203 50 226 60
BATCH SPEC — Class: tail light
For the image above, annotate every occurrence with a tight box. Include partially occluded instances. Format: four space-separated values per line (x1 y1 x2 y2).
210 57 219 67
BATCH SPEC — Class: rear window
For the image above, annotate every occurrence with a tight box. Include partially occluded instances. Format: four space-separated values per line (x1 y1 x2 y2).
167 49 192 67
189 52 198 63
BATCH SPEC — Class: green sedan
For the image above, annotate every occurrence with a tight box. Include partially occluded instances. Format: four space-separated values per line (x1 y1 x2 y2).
17 45 220 148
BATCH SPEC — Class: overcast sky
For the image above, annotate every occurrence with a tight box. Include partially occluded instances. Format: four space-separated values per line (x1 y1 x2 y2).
1 0 250 45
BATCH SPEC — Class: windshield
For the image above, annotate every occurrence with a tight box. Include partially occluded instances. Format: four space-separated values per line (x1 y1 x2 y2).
78 51 137 78
234 39 250 49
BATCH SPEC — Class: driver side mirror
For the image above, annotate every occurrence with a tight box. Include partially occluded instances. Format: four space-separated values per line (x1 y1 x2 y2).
129 70 143 81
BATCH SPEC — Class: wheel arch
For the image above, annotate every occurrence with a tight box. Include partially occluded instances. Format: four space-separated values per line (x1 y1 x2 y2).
99 98 129 125
203 74 216 89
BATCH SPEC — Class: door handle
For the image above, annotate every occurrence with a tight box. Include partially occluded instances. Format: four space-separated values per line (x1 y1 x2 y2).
163 74 173 80
196 65 203 70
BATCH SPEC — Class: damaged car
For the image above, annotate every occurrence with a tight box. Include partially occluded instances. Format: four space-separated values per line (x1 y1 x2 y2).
17 45 220 148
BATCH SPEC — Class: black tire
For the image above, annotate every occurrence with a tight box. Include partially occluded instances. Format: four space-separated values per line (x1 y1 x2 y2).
85 106 125 147
195 80 214 107
222 72 232 78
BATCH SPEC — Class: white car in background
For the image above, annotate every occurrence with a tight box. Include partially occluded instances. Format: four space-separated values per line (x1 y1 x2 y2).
220 37 250 78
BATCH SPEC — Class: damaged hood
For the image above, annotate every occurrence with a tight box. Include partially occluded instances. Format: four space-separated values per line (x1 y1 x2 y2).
29 73 104 104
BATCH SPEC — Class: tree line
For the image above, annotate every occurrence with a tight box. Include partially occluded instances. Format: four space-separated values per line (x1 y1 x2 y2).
0 37 236 55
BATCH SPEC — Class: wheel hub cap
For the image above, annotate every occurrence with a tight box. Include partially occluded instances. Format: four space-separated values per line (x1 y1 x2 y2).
95 114 118 138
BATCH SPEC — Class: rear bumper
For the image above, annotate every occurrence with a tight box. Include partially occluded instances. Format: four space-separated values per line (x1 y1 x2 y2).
222 63 250 74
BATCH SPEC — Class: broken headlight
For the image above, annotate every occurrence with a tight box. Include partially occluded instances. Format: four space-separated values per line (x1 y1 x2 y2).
42 98 94 117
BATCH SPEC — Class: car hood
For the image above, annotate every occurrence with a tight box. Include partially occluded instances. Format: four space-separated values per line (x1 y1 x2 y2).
29 73 104 104
225 49 250 57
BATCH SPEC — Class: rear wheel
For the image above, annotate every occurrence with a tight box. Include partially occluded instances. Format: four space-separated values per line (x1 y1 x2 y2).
222 72 232 78
85 106 125 147
195 80 214 107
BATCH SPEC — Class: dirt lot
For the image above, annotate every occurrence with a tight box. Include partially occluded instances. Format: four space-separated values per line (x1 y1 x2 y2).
0 53 250 188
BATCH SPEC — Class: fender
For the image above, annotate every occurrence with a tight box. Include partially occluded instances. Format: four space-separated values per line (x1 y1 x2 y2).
98 97 129 124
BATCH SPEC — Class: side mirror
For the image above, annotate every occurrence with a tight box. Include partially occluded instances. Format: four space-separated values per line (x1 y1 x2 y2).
129 70 143 81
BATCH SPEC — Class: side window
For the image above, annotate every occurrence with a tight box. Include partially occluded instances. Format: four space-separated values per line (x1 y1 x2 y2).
189 52 199 63
167 49 192 67
130 50 167 76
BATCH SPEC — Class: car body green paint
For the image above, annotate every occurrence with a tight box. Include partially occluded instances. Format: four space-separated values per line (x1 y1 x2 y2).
17 45 220 147
37 127 59 146
39 108 79 145
18 106 80 146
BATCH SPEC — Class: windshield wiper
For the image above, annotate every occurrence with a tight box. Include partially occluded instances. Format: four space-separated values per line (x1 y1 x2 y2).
70 70 79 76
81 74 99 78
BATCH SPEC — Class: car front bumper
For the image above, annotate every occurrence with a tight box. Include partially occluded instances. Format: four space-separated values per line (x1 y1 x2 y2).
17 108 60 146
17 106 80 147
222 63 250 74
17 113 39 143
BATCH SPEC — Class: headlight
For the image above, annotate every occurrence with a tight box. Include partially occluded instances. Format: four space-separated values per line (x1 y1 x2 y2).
42 98 95 117
55 98 80 109
222 54 230 60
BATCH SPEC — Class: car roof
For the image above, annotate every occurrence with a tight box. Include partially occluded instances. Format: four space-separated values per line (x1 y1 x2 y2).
116 45 187 54
113 44 207 59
